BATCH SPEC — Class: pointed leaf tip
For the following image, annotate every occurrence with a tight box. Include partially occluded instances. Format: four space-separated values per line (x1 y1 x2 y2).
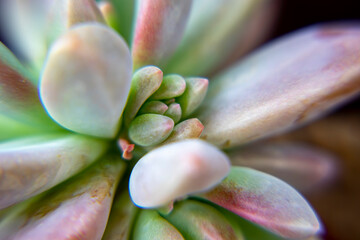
197 167 320 239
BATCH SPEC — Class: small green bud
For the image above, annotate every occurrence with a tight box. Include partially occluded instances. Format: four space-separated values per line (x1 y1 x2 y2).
164 103 181 123
151 74 186 100
177 77 208 118
162 118 204 144
129 114 174 146
138 100 169 115
124 66 163 126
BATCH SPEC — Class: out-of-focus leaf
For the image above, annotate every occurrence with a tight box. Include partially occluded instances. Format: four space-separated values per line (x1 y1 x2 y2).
164 0 266 76
0 43 59 137
228 143 337 192
0 133 108 209
132 0 192 69
199 24 360 148
0 154 126 240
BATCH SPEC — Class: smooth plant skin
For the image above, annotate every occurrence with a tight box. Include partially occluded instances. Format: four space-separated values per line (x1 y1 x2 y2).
0 0 359 239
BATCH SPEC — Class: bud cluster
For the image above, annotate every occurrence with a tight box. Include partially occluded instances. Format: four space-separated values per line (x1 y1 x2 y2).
122 66 208 148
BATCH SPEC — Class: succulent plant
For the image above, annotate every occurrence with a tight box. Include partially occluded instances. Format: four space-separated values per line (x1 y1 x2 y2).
0 0 359 239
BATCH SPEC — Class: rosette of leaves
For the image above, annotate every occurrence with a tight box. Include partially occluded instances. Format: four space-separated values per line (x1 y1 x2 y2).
0 0 359 239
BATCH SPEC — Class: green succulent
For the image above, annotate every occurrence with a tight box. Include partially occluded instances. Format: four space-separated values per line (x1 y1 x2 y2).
1 0 359 239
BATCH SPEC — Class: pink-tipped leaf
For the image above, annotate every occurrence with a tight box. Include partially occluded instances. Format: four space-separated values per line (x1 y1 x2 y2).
199 23 360 148
0 154 126 240
132 0 192 69
197 167 320 239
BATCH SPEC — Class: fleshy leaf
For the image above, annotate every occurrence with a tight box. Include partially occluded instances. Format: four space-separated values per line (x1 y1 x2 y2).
0 115 44 141
133 210 184 240
177 77 208 118
165 200 244 240
98 1 117 27
164 103 182 123
0 133 107 209
228 143 337 192
129 139 230 208
0 42 58 137
132 0 192 69
0 0 105 74
150 74 186 100
102 188 138 240
138 100 169 115
67 0 105 26
123 66 163 127
129 114 174 147
199 23 360 148
40 23 132 138
0 154 126 240
110 0 135 44
217 207 285 240
162 118 204 144
197 166 320 239
208 0 280 76
164 0 266 76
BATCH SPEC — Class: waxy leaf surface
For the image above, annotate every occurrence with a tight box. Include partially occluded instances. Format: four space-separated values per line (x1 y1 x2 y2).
166 200 244 240
0 133 107 209
0 0 105 73
197 167 320 239
129 139 230 208
199 24 360 148
0 154 126 240
102 188 138 240
0 43 57 137
132 0 192 69
165 0 266 76
133 210 184 240
41 23 132 138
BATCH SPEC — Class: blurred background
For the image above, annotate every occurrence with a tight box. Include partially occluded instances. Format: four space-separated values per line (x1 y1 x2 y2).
0 0 359 240
266 1 360 240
